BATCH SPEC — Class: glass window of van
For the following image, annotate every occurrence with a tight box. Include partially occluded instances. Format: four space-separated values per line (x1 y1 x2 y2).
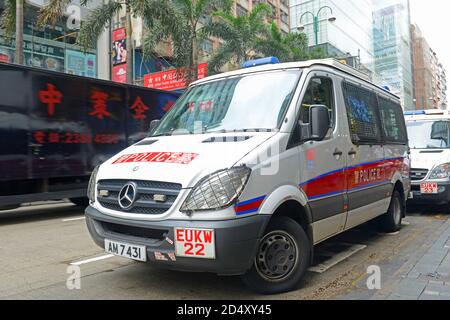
378 98 407 144
152 70 301 136
300 77 334 125
407 121 450 149
343 83 382 143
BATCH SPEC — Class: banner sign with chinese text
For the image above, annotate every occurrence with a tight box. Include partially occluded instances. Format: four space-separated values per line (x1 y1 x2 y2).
144 63 208 91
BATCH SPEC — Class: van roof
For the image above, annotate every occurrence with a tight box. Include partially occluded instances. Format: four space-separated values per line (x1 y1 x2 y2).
191 58 400 100
405 110 450 122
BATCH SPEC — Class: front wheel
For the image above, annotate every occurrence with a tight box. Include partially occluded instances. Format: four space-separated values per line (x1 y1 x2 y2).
378 190 403 233
241 216 310 294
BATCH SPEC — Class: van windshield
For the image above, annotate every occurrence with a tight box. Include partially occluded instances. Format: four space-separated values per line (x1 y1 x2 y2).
151 70 301 136
407 120 450 149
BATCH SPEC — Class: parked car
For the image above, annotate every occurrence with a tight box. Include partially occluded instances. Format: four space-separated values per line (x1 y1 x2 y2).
405 109 450 208
0 62 180 210
85 58 411 294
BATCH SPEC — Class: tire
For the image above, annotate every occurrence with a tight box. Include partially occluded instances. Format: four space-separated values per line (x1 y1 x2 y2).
241 216 310 294
378 190 403 233
70 197 89 207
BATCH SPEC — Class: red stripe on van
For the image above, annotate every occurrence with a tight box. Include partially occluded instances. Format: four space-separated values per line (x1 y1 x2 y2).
301 158 408 200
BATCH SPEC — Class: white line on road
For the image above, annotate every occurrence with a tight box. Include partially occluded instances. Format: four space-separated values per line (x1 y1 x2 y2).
62 217 86 222
70 254 115 266
308 244 367 274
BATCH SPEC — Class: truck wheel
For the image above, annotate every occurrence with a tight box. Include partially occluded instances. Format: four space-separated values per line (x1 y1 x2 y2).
241 216 310 294
379 190 403 233
70 197 89 207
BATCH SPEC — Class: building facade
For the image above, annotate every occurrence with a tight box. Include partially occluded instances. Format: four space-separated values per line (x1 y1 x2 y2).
411 24 433 109
372 0 414 109
0 0 102 78
121 0 291 85
290 0 375 75
411 24 447 110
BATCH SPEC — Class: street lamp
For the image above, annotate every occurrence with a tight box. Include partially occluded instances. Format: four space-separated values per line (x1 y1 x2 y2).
297 6 336 46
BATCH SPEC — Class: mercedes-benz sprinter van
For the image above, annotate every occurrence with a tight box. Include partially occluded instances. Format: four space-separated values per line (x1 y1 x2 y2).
85 58 411 294
406 110 450 208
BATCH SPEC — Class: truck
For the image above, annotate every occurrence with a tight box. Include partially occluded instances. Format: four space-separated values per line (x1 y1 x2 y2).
0 62 180 210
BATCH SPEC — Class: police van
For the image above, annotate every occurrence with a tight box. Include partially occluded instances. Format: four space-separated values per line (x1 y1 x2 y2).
85 58 411 294
405 110 450 207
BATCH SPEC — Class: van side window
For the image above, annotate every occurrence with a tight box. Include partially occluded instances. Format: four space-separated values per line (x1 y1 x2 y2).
342 82 382 143
378 97 407 144
300 77 334 125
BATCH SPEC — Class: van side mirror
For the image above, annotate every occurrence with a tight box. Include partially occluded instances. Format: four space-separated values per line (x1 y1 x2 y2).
309 105 330 141
148 119 161 136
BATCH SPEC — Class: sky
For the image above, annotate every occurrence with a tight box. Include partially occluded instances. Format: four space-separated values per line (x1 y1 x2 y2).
409 0 450 97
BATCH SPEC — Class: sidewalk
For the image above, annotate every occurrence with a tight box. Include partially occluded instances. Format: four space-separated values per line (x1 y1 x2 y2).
385 216 450 300
340 215 450 300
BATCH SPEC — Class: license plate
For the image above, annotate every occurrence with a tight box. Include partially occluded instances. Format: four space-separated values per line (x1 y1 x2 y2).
174 228 215 259
105 239 147 262
420 182 438 194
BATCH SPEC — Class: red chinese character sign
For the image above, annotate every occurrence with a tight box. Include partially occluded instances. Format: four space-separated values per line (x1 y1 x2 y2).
130 96 149 120
144 63 208 91
39 83 63 116
89 90 111 120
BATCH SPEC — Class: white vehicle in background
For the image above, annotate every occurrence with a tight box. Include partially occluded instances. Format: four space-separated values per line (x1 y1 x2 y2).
85 58 410 294
405 110 450 208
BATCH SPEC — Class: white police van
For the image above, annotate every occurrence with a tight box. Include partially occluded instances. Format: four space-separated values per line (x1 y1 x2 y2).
85 58 411 294
405 110 450 207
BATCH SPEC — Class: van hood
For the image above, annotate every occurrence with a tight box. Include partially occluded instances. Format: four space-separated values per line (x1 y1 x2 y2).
410 149 450 170
97 132 277 188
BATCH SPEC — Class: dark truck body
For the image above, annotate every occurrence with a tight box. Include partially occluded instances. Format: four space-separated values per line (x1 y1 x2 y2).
0 62 180 208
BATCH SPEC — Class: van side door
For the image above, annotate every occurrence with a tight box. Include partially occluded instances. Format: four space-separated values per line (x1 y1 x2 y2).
294 72 347 244
341 82 389 230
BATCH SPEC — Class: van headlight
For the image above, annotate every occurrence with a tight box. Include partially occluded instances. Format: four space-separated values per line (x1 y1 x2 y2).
429 163 450 180
87 165 100 203
180 166 251 213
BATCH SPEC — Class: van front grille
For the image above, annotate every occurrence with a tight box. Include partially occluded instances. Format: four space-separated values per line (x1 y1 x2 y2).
97 179 181 215
410 169 429 181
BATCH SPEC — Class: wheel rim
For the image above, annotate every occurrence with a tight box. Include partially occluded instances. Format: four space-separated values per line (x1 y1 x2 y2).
255 230 299 282
392 196 402 225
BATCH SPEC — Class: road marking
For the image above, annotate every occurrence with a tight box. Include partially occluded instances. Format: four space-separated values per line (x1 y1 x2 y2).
70 254 114 266
308 244 367 274
62 216 86 222
424 290 440 296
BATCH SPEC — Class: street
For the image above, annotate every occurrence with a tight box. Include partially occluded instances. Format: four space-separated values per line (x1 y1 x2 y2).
1 202 449 300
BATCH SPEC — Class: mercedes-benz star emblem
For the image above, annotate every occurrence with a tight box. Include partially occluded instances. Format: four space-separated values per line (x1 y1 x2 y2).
133 166 139 172
118 183 137 210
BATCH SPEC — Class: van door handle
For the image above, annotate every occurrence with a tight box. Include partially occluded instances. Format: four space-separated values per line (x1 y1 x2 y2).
333 149 343 156
348 149 357 156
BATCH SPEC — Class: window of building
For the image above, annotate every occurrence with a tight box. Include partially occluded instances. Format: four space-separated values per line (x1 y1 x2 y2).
236 4 248 17
200 39 214 55
343 82 382 143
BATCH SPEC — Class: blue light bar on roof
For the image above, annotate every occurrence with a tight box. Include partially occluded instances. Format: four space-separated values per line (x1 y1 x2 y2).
404 111 426 116
242 57 280 69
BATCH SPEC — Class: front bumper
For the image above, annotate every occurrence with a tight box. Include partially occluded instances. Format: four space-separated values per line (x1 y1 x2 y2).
85 206 270 276
408 182 450 205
